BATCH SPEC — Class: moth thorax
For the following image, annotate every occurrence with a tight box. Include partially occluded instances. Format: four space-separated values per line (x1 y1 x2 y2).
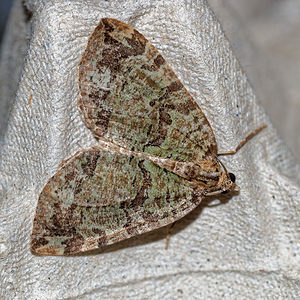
172 161 219 183
173 162 198 180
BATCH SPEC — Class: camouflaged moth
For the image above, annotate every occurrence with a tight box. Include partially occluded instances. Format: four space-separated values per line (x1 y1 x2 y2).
31 18 265 255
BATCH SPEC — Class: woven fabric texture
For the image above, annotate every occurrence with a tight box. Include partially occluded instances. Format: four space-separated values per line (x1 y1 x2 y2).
0 0 299 299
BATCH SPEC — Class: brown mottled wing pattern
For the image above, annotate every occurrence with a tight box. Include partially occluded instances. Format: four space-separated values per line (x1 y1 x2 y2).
79 18 217 162
31 148 200 255
31 18 217 255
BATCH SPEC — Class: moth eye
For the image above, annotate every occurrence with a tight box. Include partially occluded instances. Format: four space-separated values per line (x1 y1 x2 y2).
221 190 229 194
229 172 236 183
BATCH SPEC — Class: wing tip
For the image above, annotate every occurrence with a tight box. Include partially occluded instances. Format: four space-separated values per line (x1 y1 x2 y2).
30 236 65 256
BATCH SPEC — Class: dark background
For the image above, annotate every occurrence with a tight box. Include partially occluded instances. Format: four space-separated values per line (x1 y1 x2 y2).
0 0 14 45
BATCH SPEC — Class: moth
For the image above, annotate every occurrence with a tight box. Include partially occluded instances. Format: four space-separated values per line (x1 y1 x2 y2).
31 18 265 255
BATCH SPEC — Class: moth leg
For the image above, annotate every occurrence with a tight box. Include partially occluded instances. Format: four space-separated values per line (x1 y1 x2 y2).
165 222 176 249
27 94 32 105
218 124 266 156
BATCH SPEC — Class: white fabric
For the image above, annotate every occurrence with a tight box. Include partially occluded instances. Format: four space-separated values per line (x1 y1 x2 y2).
209 0 300 162
1 0 300 299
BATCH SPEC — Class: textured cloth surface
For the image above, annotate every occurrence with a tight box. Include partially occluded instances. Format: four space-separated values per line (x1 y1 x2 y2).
209 0 300 162
1 0 300 299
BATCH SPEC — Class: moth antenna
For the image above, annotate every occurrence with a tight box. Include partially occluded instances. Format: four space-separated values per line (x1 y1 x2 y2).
218 124 267 156
217 156 229 177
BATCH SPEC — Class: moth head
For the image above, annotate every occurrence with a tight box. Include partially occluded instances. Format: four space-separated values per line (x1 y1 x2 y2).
220 172 239 194
204 169 240 197
215 157 240 194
